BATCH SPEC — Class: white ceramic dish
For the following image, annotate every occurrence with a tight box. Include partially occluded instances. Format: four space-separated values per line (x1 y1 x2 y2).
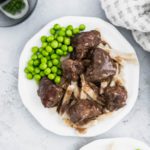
18 16 139 137
80 138 150 150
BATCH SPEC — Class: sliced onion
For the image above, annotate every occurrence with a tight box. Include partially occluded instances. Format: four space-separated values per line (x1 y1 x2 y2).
72 81 80 99
80 74 98 101
59 83 75 115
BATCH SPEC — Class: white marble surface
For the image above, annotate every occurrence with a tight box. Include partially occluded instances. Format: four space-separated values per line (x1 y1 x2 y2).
0 0 150 150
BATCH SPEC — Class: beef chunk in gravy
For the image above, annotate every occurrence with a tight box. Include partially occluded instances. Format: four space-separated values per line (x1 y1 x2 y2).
71 30 101 60
104 85 127 111
62 59 84 81
68 99 103 125
86 48 117 83
38 77 64 107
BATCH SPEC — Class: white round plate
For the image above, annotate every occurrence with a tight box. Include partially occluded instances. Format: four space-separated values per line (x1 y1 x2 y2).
80 138 150 150
18 16 139 137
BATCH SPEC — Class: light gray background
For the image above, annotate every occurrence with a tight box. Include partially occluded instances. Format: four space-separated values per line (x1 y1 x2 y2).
0 0 150 149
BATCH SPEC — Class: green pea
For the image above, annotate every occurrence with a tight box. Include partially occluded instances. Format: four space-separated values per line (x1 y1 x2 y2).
42 42 47 48
42 50 49 56
31 54 38 60
50 28 55 35
57 69 62 75
38 53 43 59
52 59 59 66
66 29 72 37
40 71 45 77
32 46 38 53
41 57 47 63
58 43 62 48
46 56 51 60
58 30 65 36
39 48 43 53
57 36 64 43
54 24 61 30
34 60 40 66
51 66 58 73
44 68 51 75
24 67 29 73
73 27 80 34
56 49 63 56
46 46 53 53
41 36 47 42
39 63 47 70
61 45 68 51
27 66 34 72
68 46 73 52
32 70 36 75
34 74 41 81
51 40 58 49
47 35 54 42
61 27 66 31
35 68 40 74
28 60 34 65
51 49 55 54
57 56 61 60
54 33 59 39
67 25 73 31
48 73 55 80
26 73 33 80
47 61 53 67
54 76 61 84
51 54 58 59
79 24 86 31
63 51 68 56
64 37 71 45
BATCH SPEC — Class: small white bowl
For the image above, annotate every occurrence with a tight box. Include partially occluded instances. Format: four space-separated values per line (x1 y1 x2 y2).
80 138 150 150
18 16 139 137
0 0 29 19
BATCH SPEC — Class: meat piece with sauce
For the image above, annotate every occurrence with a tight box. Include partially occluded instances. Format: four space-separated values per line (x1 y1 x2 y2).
38 77 64 108
86 48 117 83
71 30 101 60
62 59 84 81
68 99 103 125
104 85 127 111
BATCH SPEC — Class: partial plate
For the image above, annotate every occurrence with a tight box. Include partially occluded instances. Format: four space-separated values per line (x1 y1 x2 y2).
18 16 139 137
80 138 150 150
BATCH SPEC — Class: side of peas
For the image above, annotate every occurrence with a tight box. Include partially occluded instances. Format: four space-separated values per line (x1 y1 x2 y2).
25 23 86 84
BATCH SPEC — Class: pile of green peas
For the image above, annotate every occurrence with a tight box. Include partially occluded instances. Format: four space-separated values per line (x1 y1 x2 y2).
24 23 86 84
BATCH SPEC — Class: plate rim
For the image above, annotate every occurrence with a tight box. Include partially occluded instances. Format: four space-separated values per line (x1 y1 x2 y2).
80 137 150 150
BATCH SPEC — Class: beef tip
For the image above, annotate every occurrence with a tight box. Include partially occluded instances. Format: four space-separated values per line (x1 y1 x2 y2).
82 59 91 67
86 48 117 83
68 99 103 125
71 30 101 59
104 85 127 111
62 59 84 81
38 77 64 108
